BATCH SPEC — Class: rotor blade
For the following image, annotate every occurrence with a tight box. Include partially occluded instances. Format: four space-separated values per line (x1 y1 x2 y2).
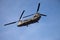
23 14 34 18
19 10 25 20
36 3 40 12
40 14 47 16
4 21 17 26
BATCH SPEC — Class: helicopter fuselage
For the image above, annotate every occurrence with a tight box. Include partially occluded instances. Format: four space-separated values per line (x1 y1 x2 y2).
17 13 41 27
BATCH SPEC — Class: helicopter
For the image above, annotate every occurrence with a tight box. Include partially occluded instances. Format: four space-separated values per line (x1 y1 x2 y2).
4 3 47 27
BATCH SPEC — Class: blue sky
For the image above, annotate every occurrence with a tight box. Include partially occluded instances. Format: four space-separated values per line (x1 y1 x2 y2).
0 0 60 40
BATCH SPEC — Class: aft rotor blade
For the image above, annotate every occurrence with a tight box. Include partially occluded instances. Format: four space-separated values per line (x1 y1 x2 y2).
40 14 47 16
36 3 40 12
4 21 17 26
19 10 25 20
23 14 34 18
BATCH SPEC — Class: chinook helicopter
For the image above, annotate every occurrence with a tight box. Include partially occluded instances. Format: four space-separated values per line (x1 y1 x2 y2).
4 3 46 27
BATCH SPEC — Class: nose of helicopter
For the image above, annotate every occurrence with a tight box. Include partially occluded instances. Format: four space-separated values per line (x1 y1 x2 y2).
17 21 23 26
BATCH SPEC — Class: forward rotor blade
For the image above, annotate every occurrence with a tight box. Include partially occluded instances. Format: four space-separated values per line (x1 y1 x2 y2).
23 14 34 18
36 3 40 12
4 21 17 26
19 10 25 21
40 14 47 16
